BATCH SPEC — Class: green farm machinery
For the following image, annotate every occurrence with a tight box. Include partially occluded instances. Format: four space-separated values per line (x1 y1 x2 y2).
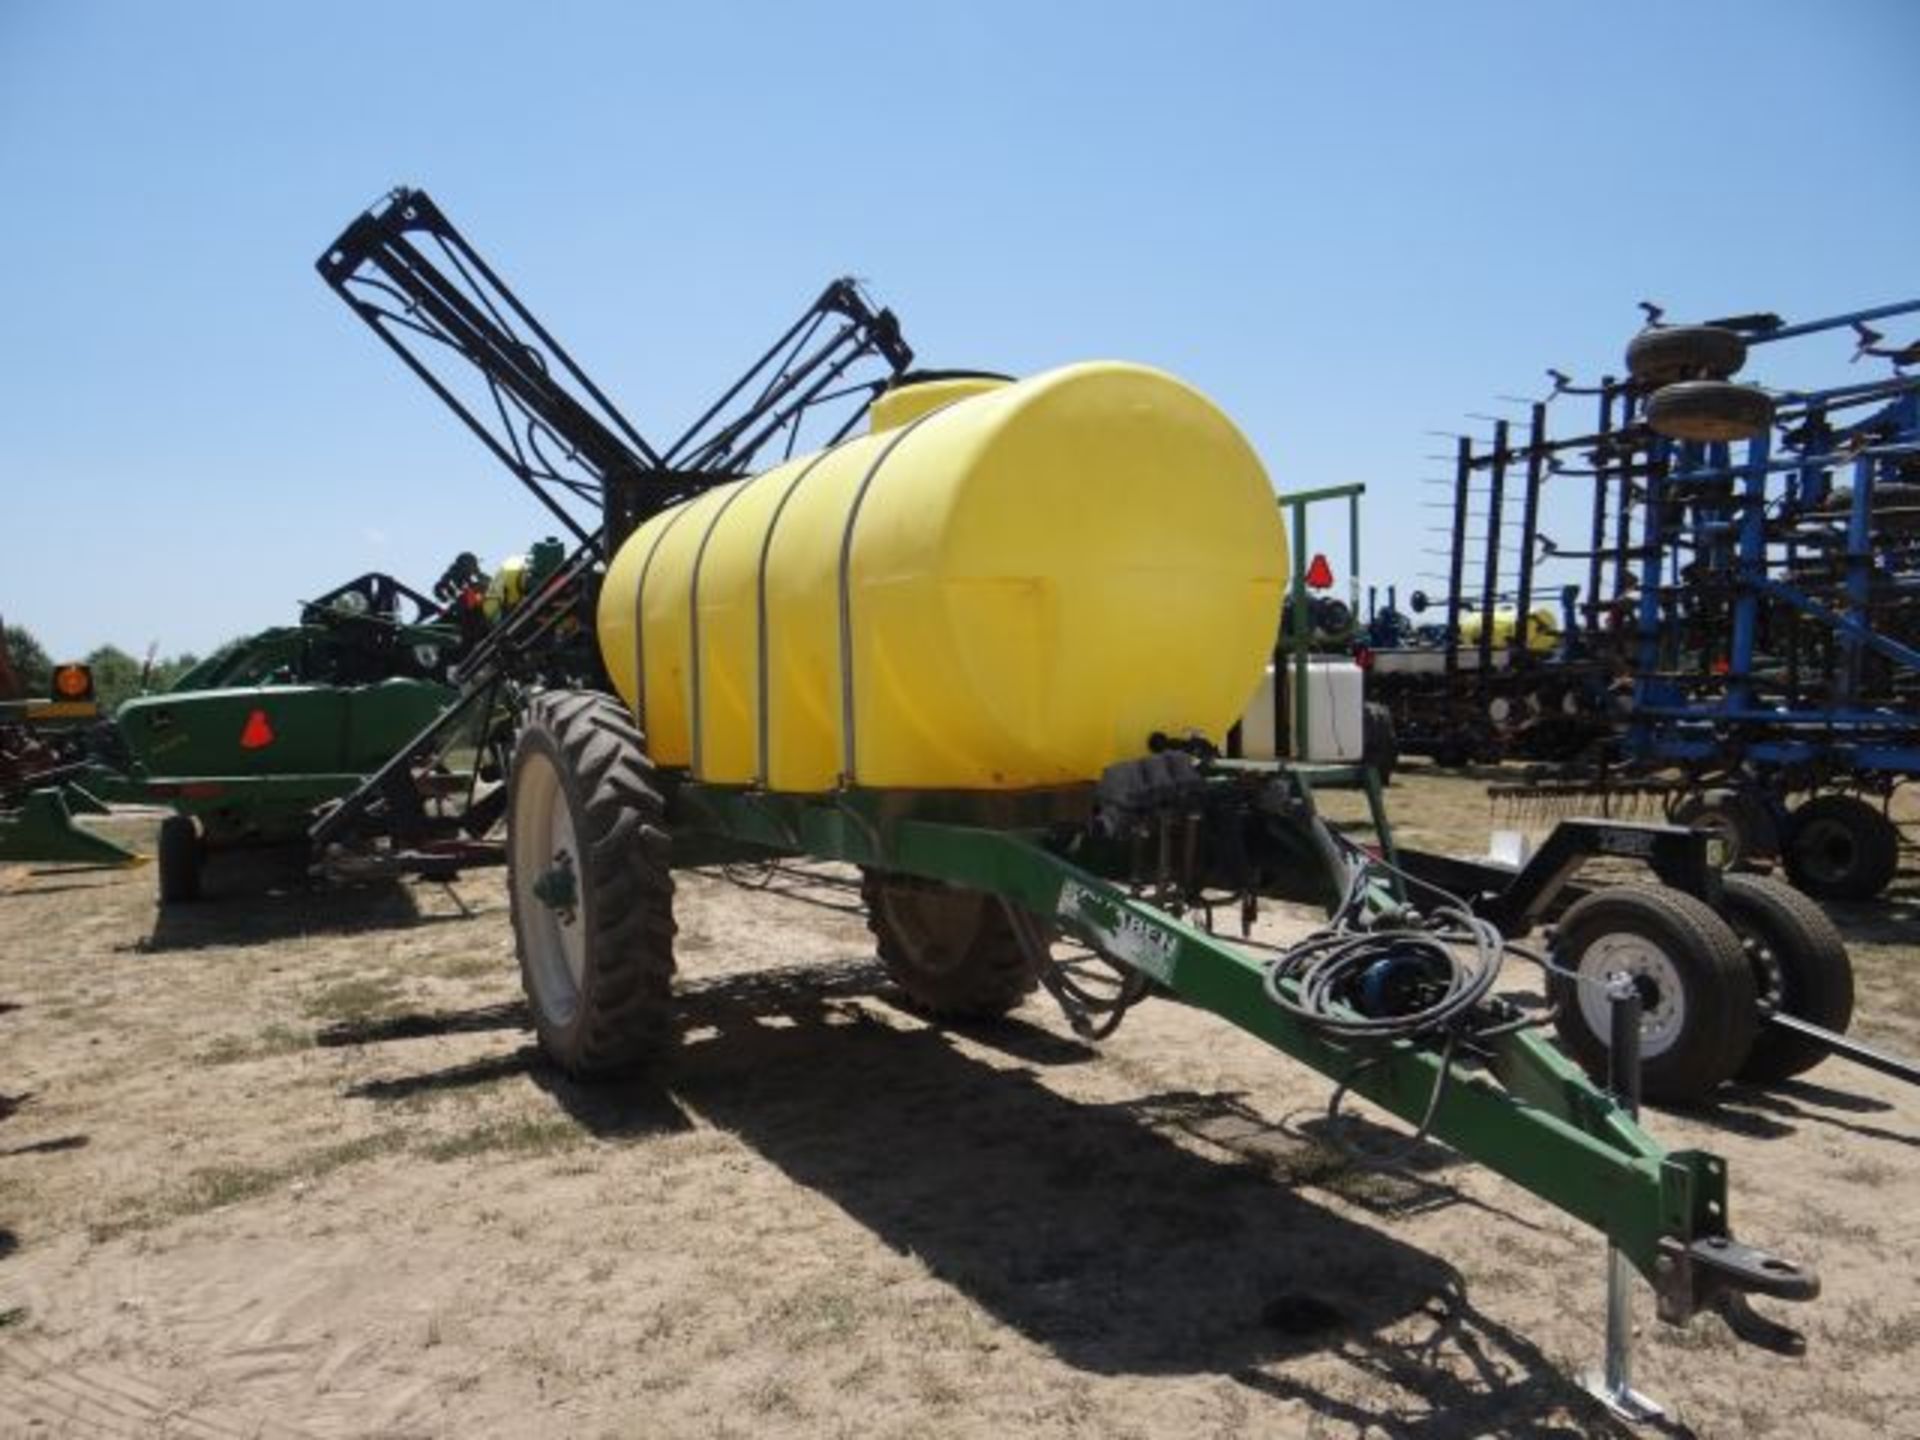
3 569 502 897
0 631 140 868
114 570 466 900
315 187 1850 1397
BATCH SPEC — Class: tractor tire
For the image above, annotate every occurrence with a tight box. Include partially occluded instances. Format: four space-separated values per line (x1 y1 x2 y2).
1720 874 1854 1085
1362 701 1399 786
1548 885 1757 1105
1670 788 1779 872
862 870 1044 1018
1645 380 1774 444
1625 325 1747 386
157 814 204 904
508 690 676 1074
1782 793 1899 902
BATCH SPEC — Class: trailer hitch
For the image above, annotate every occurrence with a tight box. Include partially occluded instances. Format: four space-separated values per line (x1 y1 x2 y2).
1654 1232 1818 1355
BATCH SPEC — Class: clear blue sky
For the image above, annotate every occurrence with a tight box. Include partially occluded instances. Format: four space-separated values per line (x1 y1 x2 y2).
4 1 1915 659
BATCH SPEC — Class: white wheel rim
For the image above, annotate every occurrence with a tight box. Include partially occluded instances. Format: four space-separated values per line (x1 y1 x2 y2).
512 749 586 1025
1574 932 1688 1059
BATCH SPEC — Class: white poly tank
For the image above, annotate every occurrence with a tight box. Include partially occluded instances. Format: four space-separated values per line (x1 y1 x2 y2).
1234 659 1366 762
1300 658 1365 762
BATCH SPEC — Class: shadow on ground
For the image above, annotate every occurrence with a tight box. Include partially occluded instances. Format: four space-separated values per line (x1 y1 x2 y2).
0 1135 87 1159
1823 868 1920 947
136 867 486 953
1692 1077 1919 1150
0 878 127 899
338 953 1628 1433
319 1001 530 1050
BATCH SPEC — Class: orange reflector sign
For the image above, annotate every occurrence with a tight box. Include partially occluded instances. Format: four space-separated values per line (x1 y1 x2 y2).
52 663 93 700
239 709 275 750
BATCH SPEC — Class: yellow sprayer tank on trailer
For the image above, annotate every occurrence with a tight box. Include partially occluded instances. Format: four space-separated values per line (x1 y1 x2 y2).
596 362 1288 791
1458 605 1562 656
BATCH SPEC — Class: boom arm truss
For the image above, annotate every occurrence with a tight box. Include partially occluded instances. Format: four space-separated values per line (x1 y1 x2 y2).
317 187 914 551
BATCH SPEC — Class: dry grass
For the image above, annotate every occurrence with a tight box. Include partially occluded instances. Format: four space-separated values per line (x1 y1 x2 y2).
300 974 405 1023
2 782 1917 1437
421 1114 583 1163
87 1131 412 1242
193 1021 309 1066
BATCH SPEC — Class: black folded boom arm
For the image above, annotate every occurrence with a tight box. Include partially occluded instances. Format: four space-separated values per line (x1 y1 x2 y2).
316 186 914 554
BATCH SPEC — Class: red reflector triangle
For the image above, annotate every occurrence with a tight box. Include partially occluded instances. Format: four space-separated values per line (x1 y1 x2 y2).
239 709 275 749
1305 553 1335 589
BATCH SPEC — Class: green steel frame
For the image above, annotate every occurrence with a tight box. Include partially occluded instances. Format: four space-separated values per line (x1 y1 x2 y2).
0 693 141 866
0 787 142 866
1275 482 1365 758
663 773 1813 1335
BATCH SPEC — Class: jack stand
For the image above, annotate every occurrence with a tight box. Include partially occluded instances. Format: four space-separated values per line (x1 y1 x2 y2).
1585 973 1668 1425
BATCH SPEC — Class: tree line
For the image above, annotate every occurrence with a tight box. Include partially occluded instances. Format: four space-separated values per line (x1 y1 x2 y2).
3 622 205 712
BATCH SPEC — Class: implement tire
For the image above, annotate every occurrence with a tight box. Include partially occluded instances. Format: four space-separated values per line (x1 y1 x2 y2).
1671 788 1778 871
508 690 676 1074
1625 325 1747 385
1721 875 1854 1085
863 870 1043 1018
157 814 203 905
1548 885 1757 1105
1646 380 1774 443
1782 793 1899 902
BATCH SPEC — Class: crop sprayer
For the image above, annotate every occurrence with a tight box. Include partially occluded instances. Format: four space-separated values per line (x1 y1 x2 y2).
319 187 1828 1400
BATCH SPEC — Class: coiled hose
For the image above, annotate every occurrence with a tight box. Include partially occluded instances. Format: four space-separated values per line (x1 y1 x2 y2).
1262 834 1544 1166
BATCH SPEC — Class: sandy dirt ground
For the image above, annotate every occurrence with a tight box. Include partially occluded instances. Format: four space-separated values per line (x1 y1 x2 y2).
2 768 1917 1438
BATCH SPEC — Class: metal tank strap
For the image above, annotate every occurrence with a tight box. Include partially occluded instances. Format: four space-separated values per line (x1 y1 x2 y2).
835 406 949 786
686 477 763 777
630 502 698 738
752 448 840 787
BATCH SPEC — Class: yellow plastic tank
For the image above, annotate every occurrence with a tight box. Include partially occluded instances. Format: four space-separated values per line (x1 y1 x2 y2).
1459 606 1561 655
597 361 1287 792
483 552 531 621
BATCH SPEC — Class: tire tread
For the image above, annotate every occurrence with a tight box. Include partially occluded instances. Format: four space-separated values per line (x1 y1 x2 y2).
862 870 1041 1018
1548 884 1757 1104
1724 874 1854 1084
509 690 676 1073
